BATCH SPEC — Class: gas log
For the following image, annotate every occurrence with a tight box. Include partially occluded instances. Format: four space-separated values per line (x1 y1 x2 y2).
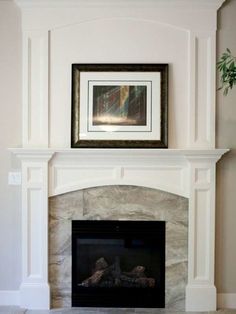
80 257 155 288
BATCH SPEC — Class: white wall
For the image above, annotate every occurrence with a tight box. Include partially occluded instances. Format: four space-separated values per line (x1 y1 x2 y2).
0 0 21 290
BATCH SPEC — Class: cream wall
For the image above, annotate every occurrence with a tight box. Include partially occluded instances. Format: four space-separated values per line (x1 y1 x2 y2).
0 1 21 290
216 0 236 294
0 0 235 299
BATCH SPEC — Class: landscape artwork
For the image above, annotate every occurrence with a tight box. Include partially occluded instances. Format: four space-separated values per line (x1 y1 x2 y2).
92 85 147 126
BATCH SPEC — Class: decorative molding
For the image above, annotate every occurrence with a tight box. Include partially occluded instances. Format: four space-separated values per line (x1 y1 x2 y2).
22 30 49 147
10 148 229 158
189 159 216 282
218 293 236 309
188 31 216 148
10 147 229 309
50 164 186 197
186 156 217 310
0 291 20 306
14 0 226 10
9 149 54 161
19 283 50 310
11 147 228 199
186 285 217 311
18 155 53 309
17 0 224 148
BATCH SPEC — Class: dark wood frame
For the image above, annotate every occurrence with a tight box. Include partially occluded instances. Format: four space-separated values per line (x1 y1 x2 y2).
71 64 168 148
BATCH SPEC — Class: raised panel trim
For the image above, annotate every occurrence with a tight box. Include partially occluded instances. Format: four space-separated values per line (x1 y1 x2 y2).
22 30 49 147
188 32 216 148
49 164 187 197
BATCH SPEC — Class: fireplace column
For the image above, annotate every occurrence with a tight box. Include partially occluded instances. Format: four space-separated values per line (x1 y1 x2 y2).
186 154 218 311
17 151 54 309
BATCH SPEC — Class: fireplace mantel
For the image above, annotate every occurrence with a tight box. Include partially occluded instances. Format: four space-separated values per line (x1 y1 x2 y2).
10 147 228 311
10 147 229 157
15 0 225 11
11 148 228 198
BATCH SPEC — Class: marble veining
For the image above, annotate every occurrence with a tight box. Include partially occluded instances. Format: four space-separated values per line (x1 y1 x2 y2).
49 186 188 310
1 306 236 314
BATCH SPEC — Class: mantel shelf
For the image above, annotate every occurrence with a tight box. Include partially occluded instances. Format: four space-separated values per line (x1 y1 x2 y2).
9 147 229 166
14 0 226 10
9 147 229 158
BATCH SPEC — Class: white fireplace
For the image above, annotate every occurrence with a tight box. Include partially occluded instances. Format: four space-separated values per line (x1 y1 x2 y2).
12 0 228 311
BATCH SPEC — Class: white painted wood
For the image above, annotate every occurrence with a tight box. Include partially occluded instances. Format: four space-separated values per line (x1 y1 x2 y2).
11 148 228 309
50 19 188 148
50 163 187 197
17 151 54 309
186 285 217 311
10 147 229 157
10 148 228 309
14 0 225 10
218 293 236 309
186 155 219 311
188 31 216 148
16 0 225 149
22 30 49 147
0 291 20 306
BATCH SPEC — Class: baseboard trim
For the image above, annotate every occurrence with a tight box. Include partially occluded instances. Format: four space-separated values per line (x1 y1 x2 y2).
217 293 236 309
0 290 20 306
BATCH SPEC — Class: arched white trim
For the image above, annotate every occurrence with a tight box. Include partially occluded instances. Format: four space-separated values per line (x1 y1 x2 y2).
49 16 189 33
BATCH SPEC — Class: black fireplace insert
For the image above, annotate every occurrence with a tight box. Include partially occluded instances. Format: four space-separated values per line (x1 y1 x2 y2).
72 220 165 308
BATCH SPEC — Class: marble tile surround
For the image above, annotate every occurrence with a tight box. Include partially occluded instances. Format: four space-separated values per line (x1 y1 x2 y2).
49 186 188 310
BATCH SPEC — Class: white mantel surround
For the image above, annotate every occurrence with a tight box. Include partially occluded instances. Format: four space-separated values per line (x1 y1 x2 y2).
11 148 228 311
12 0 228 311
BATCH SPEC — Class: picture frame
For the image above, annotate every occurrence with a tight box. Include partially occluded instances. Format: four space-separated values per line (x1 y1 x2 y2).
71 64 168 148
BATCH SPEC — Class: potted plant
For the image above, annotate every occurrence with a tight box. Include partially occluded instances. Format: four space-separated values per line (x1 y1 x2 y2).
217 48 236 95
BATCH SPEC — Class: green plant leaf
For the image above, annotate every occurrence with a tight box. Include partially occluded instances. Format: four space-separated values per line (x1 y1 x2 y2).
217 48 236 95
229 61 235 70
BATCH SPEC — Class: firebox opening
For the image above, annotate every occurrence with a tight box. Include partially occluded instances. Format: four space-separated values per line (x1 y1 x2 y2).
72 220 165 308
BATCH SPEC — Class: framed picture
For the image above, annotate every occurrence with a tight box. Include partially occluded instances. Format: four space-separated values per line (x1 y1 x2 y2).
71 64 168 148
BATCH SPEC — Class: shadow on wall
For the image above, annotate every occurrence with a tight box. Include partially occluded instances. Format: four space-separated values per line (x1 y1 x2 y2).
216 0 236 294
216 150 236 293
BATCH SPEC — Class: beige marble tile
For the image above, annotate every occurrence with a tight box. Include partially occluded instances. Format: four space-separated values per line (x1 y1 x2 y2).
50 191 84 220
51 289 71 308
166 222 188 266
165 262 187 309
49 255 71 289
49 186 189 310
49 220 71 255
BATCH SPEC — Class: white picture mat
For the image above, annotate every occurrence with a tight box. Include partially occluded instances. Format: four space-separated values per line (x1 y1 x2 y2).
79 72 161 140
